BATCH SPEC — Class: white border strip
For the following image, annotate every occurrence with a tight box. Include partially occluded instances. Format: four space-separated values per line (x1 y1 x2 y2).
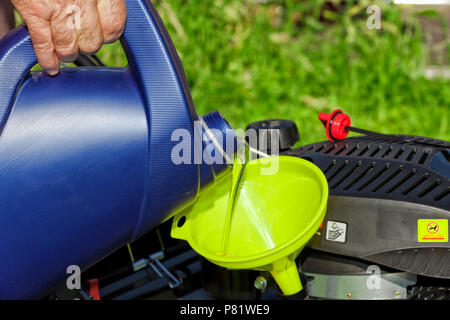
393 0 450 5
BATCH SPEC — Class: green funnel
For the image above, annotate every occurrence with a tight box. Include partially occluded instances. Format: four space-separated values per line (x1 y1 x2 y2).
171 156 328 295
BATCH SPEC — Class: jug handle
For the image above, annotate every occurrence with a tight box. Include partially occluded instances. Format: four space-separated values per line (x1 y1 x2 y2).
0 0 197 133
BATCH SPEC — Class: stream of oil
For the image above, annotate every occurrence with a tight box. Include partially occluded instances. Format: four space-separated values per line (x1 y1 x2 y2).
220 140 250 256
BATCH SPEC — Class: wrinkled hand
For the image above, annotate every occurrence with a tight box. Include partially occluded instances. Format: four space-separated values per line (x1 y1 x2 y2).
11 0 126 75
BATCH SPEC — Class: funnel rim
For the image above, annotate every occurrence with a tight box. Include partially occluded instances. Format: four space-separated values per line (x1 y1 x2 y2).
184 156 329 266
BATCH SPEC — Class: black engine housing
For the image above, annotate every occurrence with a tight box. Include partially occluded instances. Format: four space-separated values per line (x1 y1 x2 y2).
282 134 449 279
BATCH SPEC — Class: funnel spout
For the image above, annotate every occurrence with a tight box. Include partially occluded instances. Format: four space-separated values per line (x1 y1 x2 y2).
270 258 303 296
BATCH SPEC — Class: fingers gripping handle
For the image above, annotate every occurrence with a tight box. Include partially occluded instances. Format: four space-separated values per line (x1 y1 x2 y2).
0 0 197 133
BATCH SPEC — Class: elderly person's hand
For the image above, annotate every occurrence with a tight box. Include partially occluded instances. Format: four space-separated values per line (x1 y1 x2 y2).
11 0 126 75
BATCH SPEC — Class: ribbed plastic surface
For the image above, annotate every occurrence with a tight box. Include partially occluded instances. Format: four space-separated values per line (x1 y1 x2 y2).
0 27 36 132
120 0 201 239
288 135 449 210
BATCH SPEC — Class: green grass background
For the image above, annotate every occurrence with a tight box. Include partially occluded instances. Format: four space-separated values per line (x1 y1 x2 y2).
22 0 450 145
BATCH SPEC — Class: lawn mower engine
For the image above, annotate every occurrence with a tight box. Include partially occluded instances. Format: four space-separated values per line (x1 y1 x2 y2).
67 118 449 301
249 118 450 300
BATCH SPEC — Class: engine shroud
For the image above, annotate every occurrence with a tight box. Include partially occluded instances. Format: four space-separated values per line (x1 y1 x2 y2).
284 134 450 278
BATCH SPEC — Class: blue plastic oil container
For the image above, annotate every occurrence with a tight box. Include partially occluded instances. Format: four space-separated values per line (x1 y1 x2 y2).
0 0 234 299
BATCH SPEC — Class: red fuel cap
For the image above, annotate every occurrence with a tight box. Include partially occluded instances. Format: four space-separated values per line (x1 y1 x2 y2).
318 109 351 141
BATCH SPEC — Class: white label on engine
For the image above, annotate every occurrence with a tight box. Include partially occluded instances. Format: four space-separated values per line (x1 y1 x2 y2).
325 221 347 243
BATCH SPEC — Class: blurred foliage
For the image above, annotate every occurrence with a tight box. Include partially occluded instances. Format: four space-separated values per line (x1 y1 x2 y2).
17 1 450 144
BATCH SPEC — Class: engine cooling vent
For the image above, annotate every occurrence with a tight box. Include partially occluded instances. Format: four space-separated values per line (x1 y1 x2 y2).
286 135 449 210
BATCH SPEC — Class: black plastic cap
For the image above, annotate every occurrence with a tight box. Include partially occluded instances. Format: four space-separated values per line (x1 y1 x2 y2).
246 119 300 152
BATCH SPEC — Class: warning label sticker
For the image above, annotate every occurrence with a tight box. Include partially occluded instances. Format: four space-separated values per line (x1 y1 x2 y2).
325 221 347 243
418 219 448 242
